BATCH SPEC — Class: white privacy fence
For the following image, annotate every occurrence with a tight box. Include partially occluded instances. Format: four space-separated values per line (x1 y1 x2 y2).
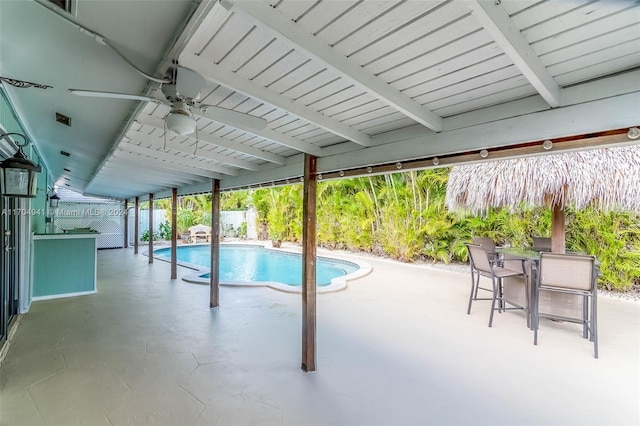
51 194 258 247
127 209 167 245
220 209 257 239
127 208 257 242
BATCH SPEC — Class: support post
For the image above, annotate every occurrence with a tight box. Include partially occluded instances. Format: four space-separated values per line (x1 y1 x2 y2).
148 193 154 264
123 199 129 248
551 202 565 254
210 179 221 308
171 188 177 279
134 197 139 254
301 154 317 372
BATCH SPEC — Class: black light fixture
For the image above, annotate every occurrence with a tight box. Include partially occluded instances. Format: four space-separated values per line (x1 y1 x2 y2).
48 191 60 208
0 133 41 198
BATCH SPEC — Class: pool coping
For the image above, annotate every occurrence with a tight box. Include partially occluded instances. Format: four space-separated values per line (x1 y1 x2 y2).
143 241 372 294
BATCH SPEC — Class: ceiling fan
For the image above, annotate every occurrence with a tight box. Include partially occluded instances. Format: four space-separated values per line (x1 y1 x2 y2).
0 76 52 90
68 66 267 135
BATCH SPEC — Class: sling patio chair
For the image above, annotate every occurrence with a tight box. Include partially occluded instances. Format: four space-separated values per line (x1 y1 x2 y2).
532 237 552 252
472 236 499 260
465 243 529 327
534 252 599 358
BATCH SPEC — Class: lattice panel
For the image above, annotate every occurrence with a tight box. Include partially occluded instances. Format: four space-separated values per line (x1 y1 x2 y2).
52 202 125 249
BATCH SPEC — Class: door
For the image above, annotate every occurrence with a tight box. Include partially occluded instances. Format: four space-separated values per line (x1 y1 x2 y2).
0 197 19 347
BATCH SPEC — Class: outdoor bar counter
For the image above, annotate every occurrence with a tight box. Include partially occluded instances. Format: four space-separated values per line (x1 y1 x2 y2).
32 232 99 300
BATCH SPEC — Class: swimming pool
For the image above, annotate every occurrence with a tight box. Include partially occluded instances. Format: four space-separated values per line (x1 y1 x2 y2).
153 244 362 287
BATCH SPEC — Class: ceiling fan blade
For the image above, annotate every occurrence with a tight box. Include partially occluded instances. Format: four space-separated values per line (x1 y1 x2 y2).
197 105 267 130
69 89 164 103
176 67 206 100
0 76 52 89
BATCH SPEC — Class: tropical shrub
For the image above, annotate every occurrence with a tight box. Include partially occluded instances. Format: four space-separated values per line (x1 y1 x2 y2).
158 221 172 240
140 229 160 241
237 222 247 239
176 208 194 233
155 171 639 291
243 168 639 291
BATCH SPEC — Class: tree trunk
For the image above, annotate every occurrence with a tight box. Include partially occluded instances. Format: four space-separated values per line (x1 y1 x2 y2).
551 202 565 253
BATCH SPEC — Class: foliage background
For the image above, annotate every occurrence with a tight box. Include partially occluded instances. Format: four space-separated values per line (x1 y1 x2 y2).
154 169 639 291
247 169 639 292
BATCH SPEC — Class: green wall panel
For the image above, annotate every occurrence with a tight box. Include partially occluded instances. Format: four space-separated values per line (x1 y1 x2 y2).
33 237 96 297
2 89 49 234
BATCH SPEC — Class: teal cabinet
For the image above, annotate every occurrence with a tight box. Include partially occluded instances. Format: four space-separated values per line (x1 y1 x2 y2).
32 234 98 300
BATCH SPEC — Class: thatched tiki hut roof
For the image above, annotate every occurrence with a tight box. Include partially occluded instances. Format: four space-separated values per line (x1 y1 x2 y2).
445 145 640 253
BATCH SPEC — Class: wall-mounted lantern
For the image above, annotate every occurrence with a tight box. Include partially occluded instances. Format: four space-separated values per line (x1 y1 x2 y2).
0 132 41 198
48 192 60 208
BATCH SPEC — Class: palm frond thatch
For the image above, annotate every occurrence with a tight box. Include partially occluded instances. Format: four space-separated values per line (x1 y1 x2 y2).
445 145 640 214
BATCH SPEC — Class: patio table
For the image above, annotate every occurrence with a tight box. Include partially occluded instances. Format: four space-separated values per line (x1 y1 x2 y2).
496 248 596 329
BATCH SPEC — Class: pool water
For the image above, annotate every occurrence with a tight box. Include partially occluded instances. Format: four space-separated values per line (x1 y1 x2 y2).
153 245 359 286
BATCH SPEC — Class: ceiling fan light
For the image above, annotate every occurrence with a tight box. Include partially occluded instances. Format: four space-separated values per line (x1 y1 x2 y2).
166 110 196 136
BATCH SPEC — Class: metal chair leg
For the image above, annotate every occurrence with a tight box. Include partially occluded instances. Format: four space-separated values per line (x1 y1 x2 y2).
533 309 539 345
533 290 539 345
473 272 481 299
488 277 499 327
582 295 589 339
467 272 476 315
524 272 530 329
592 293 598 358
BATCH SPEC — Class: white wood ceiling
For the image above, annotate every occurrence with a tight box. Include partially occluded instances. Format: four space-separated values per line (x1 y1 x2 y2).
2 0 639 200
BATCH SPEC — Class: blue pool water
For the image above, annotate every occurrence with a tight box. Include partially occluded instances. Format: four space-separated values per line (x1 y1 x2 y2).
153 245 358 286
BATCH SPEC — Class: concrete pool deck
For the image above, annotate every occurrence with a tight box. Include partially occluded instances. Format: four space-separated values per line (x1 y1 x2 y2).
1 247 638 425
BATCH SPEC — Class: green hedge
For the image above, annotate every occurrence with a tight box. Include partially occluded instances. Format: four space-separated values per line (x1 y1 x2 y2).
246 169 639 292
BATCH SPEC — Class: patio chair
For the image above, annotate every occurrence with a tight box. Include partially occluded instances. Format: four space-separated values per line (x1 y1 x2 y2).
465 243 529 327
534 252 598 358
472 236 498 260
532 237 552 252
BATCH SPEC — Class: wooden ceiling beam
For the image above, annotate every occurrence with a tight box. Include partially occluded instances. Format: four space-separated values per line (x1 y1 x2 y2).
118 141 240 176
126 130 260 171
135 114 286 165
219 0 443 133
106 155 212 182
111 151 224 180
180 52 355 152
99 163 201 186
467 1 561 107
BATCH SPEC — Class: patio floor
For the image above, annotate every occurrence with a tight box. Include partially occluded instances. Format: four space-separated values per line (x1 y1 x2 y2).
1 247 638 425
